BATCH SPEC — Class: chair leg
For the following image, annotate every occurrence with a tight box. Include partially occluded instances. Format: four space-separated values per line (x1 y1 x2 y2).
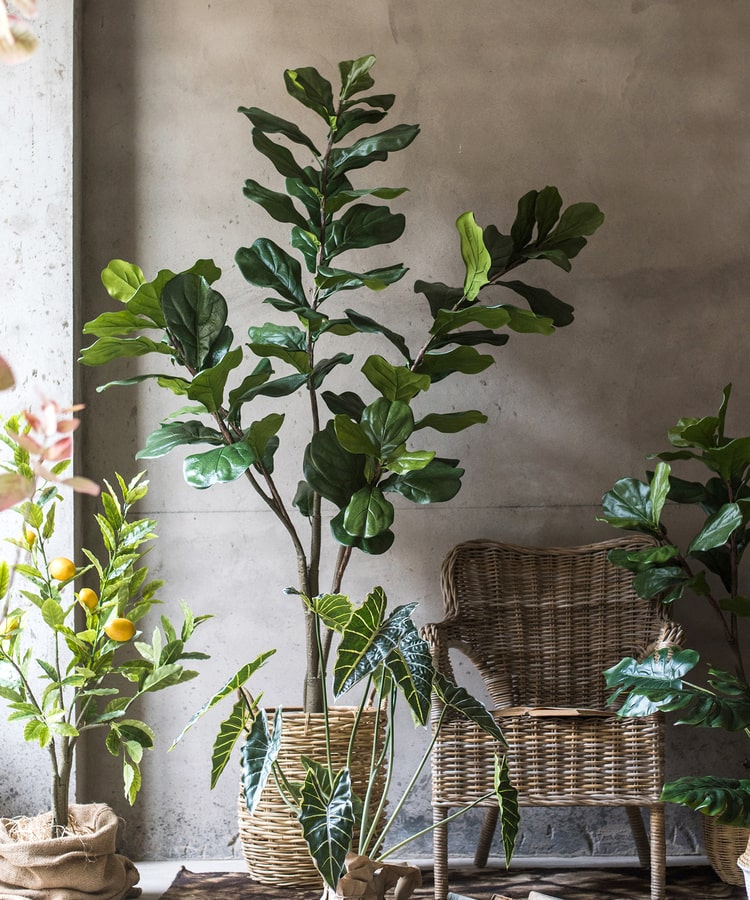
433 806 449 900
625 806 650 868
649 804 666 900
474 805 499 867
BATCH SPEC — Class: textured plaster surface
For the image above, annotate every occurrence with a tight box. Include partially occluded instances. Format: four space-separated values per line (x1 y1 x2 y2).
0 4 77 821
4 0 750 865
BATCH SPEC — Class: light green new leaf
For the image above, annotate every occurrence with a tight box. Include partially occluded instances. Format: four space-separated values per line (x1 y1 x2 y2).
649 461 671 527
456 212 491 302
101 259 145 302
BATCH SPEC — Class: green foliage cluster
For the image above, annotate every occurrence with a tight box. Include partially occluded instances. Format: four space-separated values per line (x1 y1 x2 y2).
599 385 750 825
79 54 603 712
0 424 209 828
173 586 519 890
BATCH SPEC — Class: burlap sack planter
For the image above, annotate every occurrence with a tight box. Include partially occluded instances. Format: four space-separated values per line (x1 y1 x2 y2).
0 803 141 899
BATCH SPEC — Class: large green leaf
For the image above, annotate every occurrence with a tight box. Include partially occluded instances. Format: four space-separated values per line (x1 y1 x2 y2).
326 186 407 215
661 776 750 827
384 621 434 726
284 65 335 120
298 766 354 889
533 186 563 242
510 190 537 249
345 316 412 366
604 648 701 717
495 280 575 328
160 273 228 371
361 357 427 402
548 202 604 241
251 130 310 183
170 653 274 749
329 124 420 177
386 459 464 504
238 106 321 155
304 593 354 633
688 503 743 554
342 486 394 539
494 754 520 867
413 280 465 318
414 410 487 434
334 417 378 456
360 399 414 457
334 589 408 696
183 443 257 489
315 265 408 300
415 346 494 380
79 336 172 367
242 178 309 230
326 204 405 259
339 54 377 101
433 671 506 743
304 422 366 509
598 477 659 533
236 239 306 305
246 414 285 472
241 708 283 815
430 304 511 338
83 309 157 339
186 346 243 413
704 437 750 482
456 212 491 302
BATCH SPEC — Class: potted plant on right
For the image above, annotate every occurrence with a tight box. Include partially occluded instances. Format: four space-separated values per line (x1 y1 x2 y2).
598 384 750 889
78 53 604 883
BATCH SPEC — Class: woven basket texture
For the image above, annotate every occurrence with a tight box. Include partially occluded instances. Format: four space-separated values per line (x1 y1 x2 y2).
702 818 750 886
238 707 386 886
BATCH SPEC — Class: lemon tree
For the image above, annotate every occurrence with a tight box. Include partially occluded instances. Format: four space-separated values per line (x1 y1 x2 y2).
0 419 210 831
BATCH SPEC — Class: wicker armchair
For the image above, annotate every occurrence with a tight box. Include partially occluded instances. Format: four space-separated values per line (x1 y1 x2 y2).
423 537 675 900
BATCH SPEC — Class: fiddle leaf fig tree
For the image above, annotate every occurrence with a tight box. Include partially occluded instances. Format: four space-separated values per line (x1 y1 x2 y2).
80 54 604 713
600 384 750 825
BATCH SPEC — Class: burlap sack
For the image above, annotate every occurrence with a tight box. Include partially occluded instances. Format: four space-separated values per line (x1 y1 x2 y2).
0 803 141 899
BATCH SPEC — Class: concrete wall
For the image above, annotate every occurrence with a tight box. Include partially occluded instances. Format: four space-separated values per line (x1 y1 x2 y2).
0 1 78 820
4 0 749 865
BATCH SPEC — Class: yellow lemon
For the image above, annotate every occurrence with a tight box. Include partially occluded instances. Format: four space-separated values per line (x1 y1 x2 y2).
78 588 98 610
104 618 135 642
49 557 76 582
24 528 36 548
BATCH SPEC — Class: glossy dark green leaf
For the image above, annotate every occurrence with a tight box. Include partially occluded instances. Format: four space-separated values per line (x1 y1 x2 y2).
494 754 519 867
414 410 487 434
510 190 538 249
360 399 414 457
338 55 376 101
662 776 750 827
241 708 282 815
251 129 310 183
688 503 743 554
136 421 224 460
704 437 750 482
183 442 256 489
548 202 604 241
387 459 464 504
227 359 274 421
330 124 420 177
246 414 285 472
250 374 309 400
186 346 243 413
326 186 407 214
315 265 408 300
284 65 335 120
342 486 394 539
430 330 510 351
599 477 658 533
384 621 433 726
415 347 494 380
334 417 378 456
326 204 405 259
607 544 680 573
496 281 574 327
632 566 688 600
236 239 306 305
242 178 309 229
304 421 366 508
298 766 353 889
335 592 416 696
413 280 465 318
238 106 320 155
160 273 228 371
329 510 395 555
311 353 354 389
433 671 506 743
604 647 700 717
346 312 412 364
321 391 366 420
291 227 320 273
430 304 511 338
534 186 563 242
483 226 514 273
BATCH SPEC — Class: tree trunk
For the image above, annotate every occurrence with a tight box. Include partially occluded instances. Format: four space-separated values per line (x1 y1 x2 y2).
50 740 73 834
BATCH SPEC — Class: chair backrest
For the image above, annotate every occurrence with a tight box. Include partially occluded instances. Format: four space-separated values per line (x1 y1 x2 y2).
439 536 667 710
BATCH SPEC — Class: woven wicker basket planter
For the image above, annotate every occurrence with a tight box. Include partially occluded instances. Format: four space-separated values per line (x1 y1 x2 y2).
702 818 750 886
238 706 386 886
